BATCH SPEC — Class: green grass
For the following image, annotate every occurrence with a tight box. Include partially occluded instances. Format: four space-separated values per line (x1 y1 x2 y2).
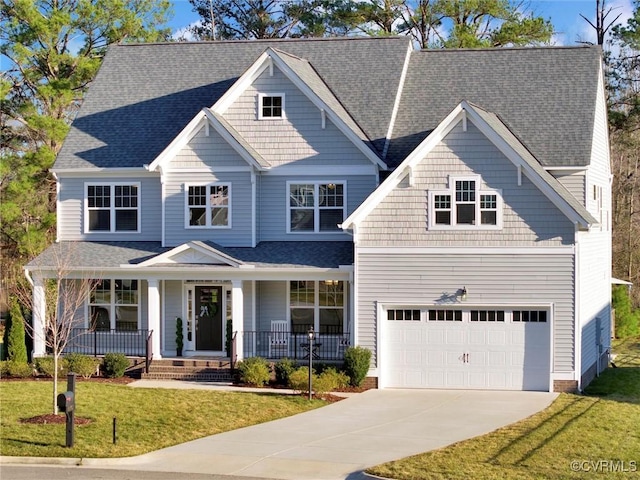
0 381 326 458
367 337 640 480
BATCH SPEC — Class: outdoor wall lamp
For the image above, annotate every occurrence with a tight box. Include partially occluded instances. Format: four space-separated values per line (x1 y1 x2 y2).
457 287 468 302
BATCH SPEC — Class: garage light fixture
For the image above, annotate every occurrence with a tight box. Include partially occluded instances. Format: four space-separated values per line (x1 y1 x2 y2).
457 287 468 302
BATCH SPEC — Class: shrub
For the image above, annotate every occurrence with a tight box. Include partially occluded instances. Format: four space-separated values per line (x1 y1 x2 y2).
0 360 9 376
343 346 372 387
320 367 350 390
5 360 34 378
289 366 316 394
613 285 640 338
237 356 270 386
65 353 100 378
6 298 28 364
34 356 68 377
102 353 130 378
274 358 296 385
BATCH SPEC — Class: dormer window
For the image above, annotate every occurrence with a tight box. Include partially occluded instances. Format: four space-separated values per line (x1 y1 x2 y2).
259 93 284 119
186 183 231 228
428 175 502 230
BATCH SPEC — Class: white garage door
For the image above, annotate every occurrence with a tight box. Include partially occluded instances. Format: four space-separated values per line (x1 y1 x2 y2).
384 308 550 391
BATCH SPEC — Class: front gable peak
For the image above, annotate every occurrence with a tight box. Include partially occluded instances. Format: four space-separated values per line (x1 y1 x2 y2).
135 241 245 268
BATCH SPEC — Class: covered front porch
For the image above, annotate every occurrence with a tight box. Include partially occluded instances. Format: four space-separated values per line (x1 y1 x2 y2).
27 240 355 364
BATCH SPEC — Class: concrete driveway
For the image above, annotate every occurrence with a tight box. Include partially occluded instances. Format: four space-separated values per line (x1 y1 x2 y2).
87 387 557 480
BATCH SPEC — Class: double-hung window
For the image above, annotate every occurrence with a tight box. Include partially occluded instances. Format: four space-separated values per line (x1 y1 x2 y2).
289 280 345 334
428 175 501 229
186 184 230 228
86 183 139 232
288 182 345 233
89 279 139 331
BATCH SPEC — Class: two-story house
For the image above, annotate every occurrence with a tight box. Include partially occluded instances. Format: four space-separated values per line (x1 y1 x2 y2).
27 37 612 392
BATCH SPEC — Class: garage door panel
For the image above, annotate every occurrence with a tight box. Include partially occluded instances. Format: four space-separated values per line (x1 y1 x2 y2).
384 307 551 391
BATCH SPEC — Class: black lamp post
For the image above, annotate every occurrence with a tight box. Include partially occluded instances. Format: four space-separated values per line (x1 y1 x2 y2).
307 327 314 400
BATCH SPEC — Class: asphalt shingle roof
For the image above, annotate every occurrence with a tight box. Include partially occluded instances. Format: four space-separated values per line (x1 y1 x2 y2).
55 37 410 169
387 46 601 168
28 242 353 270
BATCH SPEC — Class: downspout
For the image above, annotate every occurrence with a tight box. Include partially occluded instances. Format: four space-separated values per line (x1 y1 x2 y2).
574 224 583 392
251 170 257 247
24 268 35 287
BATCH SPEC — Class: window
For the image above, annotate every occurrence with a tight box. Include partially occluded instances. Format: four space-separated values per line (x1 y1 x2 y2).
470 310 505 322
513 310 547 322
89 279 139 331
288 182 345 233
428 309 462 321
186 184 230 228
290 280 345 334
259 94 284 119
388 309 421 321
86 183 139 232
428 176 501 229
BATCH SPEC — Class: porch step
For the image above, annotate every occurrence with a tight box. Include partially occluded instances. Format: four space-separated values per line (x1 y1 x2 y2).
140 358 234 382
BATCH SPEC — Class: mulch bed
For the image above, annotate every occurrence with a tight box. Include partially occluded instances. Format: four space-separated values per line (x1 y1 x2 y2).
20 414 92 425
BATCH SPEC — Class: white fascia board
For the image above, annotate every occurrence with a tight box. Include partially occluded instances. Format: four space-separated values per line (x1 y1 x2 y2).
341 104 466 229
53 168 156 177
113 267 352 282
147 110 206 171
464 107 592 228
212 50 272 113
269 51 387 170
544 166 588 172
133 241 243 268
202 109 268 171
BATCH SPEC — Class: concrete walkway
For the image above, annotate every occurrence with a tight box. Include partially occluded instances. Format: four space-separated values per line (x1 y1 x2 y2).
3 381 558 480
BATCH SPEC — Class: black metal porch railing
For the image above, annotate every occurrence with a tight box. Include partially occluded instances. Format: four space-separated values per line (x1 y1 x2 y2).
241 330 350 362
65 328 150 357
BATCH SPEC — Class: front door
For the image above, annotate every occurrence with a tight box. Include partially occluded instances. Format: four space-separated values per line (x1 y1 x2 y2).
195 286 223 351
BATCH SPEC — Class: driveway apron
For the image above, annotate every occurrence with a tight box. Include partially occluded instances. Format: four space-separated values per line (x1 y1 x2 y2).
101 388 557 480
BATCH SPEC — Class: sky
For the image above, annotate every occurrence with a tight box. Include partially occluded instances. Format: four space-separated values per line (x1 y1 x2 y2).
166 0 636 46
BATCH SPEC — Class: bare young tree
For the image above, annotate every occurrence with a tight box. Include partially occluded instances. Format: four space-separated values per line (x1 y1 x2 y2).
580 0 623 45
15 245 99 414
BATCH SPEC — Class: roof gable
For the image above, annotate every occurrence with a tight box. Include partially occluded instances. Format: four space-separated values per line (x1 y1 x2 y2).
135 241 246 267
211 47 387 169
342 101 597 232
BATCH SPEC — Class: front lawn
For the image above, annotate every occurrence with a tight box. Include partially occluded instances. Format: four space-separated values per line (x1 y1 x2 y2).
0 381 326 458
367 337 640 480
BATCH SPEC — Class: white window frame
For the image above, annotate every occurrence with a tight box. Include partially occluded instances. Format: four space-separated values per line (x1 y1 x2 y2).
84 182 141 233
428 175 502 230
287 181 346 234
184 183 232 229
87 279 140 331
288 280 347 334
258 93 285 120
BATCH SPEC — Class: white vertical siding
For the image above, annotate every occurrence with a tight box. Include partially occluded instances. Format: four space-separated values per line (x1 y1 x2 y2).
57 176 161 241
357 252 575 372
359 123 575 247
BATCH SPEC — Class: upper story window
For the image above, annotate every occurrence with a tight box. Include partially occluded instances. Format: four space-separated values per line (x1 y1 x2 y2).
288 181 345 233
258 93 284 119
186 184 230 228
85 183 139 233
428 175 502 230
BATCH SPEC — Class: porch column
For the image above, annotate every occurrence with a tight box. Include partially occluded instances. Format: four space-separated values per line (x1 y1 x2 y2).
231 280 244 361
32 273 46 357
147 279 162 359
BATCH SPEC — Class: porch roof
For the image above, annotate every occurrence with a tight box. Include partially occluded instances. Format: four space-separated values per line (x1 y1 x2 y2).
27 241 354 271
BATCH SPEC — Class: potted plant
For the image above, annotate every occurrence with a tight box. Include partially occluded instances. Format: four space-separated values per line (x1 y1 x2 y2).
176 317 184 357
